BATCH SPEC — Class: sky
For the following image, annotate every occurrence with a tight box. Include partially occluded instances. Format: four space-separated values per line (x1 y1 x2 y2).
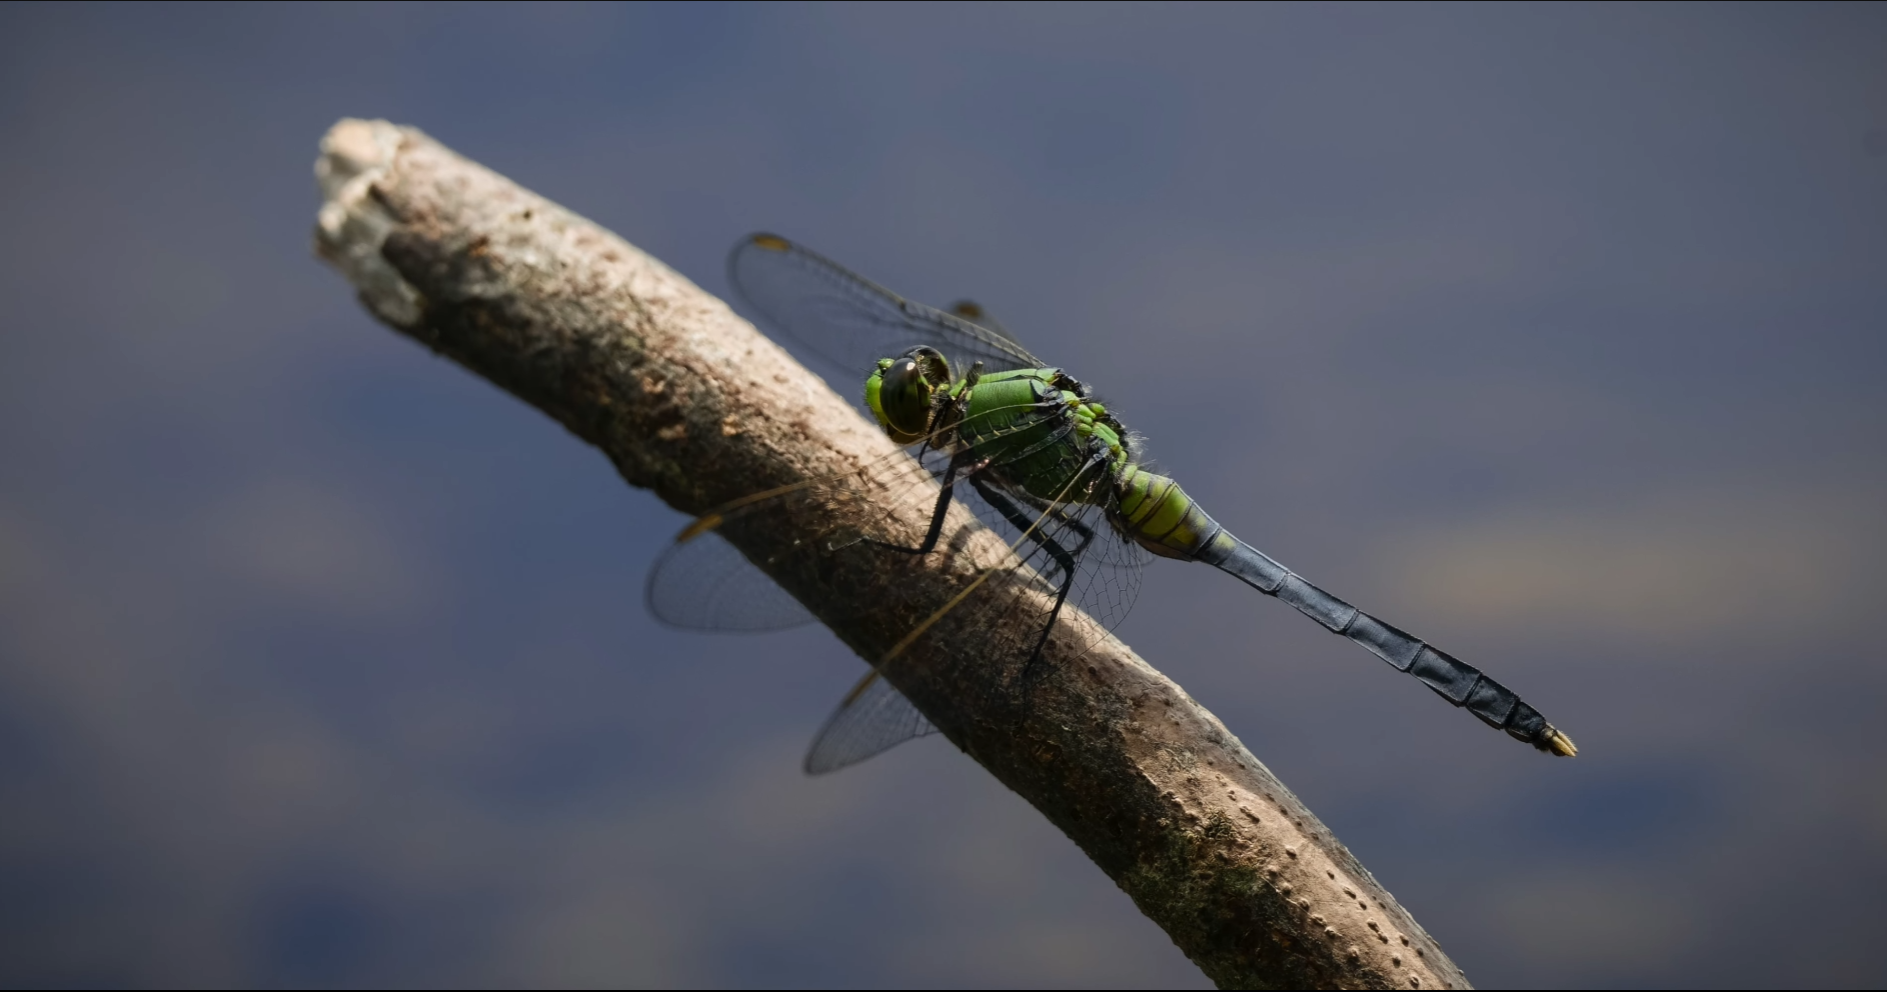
1 2 1884 988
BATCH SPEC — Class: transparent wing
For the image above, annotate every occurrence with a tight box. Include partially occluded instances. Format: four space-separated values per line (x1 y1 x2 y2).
946 300 1025 351
646 401 1151 774
646 530 816 631
945 453 1152 666
644 440 953 636
728 234 1044 392
796 461 1151 775
804 670 937 775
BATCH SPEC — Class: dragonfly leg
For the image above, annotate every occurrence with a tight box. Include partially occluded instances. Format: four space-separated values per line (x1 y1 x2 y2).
866 448 986 557
864 363 993 558
969 474 1095 680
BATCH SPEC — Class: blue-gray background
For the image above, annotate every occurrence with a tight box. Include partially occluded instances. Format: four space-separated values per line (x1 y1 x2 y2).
3 3 1883 988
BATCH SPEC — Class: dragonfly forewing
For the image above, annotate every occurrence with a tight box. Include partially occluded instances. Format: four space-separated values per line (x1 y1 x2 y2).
647 529 816 631
647 446 959 633
729 234 1043 397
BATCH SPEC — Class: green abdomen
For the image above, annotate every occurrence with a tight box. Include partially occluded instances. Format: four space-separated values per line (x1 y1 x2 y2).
1114 465 1224 561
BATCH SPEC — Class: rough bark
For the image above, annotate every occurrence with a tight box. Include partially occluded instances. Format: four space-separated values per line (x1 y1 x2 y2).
312 118 1472 991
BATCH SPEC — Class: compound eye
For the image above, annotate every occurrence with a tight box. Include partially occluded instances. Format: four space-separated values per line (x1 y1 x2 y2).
881 357 934 437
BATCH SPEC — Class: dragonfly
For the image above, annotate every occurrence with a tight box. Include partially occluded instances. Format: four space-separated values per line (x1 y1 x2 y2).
647 233 1577 774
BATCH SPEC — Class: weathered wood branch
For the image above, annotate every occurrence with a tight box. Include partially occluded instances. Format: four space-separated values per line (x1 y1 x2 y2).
312 118 1470 991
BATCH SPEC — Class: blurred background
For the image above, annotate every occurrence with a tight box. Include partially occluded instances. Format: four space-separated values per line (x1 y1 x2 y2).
2 3 1883 988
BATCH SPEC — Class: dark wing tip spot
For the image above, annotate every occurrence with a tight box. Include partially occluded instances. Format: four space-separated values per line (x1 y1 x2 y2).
751 234 791 251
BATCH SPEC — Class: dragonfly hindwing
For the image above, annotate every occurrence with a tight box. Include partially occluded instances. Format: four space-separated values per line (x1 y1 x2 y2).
804 669 937 775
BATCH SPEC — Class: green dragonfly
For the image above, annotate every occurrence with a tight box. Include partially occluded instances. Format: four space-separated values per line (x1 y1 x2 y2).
648 233 1577 773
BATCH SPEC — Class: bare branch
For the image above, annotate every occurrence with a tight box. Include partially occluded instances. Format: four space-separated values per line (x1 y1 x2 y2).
313 118 1471 991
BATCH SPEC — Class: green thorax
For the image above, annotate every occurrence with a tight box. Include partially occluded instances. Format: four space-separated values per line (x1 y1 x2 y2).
960 370 1226 561
865 359 1223 560
948 368 1127 505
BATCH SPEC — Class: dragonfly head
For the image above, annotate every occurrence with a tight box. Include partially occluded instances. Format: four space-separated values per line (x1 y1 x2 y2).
866 347 952 445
